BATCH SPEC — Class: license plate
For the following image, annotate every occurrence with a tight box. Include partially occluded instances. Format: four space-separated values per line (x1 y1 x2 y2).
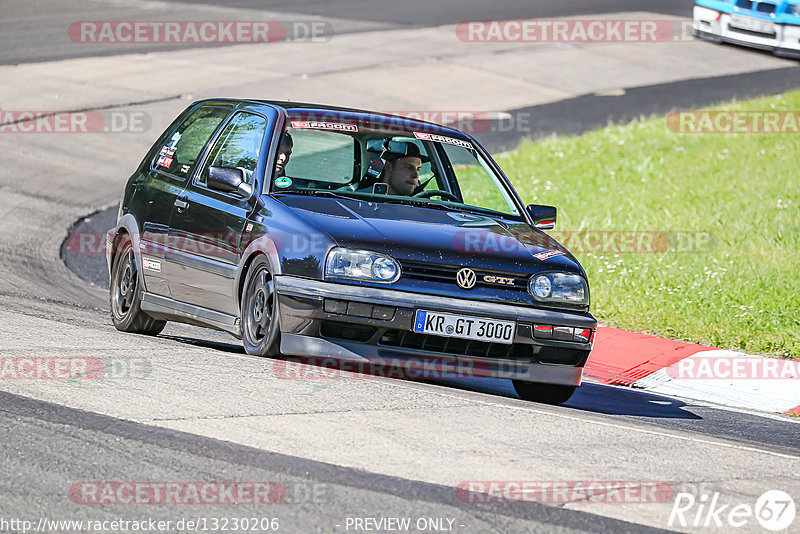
729 14 775 34
413 310 516 345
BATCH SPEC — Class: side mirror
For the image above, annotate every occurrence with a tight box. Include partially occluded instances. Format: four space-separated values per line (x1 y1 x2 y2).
207 166 253 198
526 204 557 230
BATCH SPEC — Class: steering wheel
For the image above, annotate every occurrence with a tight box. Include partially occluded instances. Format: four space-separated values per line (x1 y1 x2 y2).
413 189 459 202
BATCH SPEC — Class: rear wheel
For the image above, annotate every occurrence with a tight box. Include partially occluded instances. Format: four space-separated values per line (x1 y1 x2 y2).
513 380 576 405
241 256 281 357
110 234 166 335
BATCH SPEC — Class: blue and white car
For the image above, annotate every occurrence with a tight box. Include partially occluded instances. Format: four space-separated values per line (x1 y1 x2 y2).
694 0 800 58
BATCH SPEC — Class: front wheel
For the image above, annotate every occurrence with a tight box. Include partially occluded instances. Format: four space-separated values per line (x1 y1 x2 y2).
109 234 166 335
241 256 281 357
513 380 576 405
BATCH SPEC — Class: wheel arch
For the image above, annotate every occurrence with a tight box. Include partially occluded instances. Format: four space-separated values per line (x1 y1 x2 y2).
110 214 146 291
237 252 264 313
235 235 282 316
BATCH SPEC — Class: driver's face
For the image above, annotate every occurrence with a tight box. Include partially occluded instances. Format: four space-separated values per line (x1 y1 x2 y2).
275 140 293 174
384 157 421 196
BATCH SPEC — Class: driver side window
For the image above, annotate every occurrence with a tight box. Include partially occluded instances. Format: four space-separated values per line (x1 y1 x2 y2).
198 112 267 187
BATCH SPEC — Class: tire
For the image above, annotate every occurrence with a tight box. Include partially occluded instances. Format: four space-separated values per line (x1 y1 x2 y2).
241 256 281 357
513 380 576 405
109 234 166 335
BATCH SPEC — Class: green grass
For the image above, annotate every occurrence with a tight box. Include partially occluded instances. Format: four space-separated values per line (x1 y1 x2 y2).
495 91 800 358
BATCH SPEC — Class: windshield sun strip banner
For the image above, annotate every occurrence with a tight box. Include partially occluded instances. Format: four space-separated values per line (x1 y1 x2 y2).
290 121 358 132
414 131 473 149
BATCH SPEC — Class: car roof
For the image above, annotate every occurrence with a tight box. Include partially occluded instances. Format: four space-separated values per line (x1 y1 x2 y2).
194 98 471 139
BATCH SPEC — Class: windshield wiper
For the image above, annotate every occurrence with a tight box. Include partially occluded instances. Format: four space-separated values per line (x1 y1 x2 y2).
275 189 362 201
379 198 457 212
280 190 453 211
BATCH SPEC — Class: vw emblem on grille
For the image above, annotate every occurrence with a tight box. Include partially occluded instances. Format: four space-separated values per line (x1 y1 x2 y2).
456 268 477 289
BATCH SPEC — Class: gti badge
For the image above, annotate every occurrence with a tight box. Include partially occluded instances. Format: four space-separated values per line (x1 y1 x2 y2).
484 275 514 286
456 268 477 289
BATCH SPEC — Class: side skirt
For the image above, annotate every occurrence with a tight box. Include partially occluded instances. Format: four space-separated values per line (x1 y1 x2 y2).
140 292 241 338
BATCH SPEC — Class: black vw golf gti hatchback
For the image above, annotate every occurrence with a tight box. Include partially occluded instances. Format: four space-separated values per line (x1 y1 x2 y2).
107 99 596 404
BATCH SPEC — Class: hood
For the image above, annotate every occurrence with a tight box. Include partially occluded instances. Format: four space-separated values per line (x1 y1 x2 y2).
275 194 583 276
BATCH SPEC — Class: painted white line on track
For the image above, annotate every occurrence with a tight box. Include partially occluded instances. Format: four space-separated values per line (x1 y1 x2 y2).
212 375 800 461
634 350 800 414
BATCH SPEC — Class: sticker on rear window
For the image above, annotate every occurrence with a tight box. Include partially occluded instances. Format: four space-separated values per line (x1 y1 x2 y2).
167 132 181 148
534 249 565 261
156 155 173 168
414 132 473 149
275 176 292 188
291 121 358 133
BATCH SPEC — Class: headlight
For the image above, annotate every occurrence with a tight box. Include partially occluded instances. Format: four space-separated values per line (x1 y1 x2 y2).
528 272 589 306
325 248 401 283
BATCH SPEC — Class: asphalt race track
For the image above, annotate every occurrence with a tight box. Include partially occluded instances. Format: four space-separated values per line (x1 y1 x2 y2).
1 0 691 64
2 0 800 533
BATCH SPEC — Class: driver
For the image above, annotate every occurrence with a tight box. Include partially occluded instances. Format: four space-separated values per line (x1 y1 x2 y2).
377 142 430 196
274 132 293 177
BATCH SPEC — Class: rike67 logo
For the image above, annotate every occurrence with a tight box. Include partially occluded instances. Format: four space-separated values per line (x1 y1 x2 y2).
669 490 796 531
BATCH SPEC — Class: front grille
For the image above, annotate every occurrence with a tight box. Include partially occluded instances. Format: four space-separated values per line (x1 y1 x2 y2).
756 2 776 15
379 329 533 361
400 260 529 292
728 26 777 37
734 0 776 14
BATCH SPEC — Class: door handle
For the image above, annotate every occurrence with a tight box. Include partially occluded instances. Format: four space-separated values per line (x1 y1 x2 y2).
174 198 189 211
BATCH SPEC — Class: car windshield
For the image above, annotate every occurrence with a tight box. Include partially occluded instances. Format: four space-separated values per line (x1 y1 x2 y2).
270 121 522 219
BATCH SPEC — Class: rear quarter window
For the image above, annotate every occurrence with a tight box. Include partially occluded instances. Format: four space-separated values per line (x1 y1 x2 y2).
153 106 230 180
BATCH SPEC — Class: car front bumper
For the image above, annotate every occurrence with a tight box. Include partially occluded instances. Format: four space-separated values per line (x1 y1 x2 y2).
273 275 596 387
694 6 800 58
